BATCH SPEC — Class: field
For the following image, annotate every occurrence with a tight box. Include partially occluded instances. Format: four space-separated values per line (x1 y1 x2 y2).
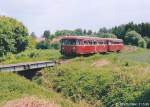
0 46 150 107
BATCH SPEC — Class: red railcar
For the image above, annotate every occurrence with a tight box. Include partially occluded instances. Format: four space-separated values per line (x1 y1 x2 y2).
60 36 124 56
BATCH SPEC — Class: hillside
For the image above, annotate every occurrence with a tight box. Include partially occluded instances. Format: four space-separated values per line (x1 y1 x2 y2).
0 72 92 107
33 47 150 107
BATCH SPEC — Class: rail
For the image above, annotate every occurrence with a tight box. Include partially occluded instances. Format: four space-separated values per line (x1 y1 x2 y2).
0 61 56 72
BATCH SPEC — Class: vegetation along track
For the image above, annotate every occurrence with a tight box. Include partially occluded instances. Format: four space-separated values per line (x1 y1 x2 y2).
33 47 150 107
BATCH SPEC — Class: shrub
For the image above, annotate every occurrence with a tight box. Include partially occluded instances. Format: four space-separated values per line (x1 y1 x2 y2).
27 36 37 49
36 41 60 50
125 31 147 48
138 38 147 48
144 37 150 48
49 43 60 49
36 41 50 49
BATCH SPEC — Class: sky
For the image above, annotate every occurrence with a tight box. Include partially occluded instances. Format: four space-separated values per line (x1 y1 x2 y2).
0 0 150 36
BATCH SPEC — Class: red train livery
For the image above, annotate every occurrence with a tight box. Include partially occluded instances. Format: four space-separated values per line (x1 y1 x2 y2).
60 36 124 56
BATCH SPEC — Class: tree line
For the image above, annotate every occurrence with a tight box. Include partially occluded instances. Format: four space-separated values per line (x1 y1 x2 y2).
38 22 150 49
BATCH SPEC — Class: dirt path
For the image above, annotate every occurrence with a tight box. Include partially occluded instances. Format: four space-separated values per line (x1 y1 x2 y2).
3 97 58 107
91 60 110 67
122 46 138 52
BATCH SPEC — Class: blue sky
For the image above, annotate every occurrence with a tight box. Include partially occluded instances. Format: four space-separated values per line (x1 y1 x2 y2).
0 0 150 36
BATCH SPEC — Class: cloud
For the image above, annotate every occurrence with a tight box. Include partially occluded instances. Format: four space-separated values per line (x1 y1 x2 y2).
0 0 150 36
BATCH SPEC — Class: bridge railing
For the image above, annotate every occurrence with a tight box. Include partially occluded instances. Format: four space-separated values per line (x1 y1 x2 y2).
0 61 56 72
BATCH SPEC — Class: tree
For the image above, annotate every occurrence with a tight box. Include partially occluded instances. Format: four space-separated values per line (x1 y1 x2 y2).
74 28 83 35
0 16 29 56
125 31 146 48
96 33 117 38
112 25 126 39
55 30 75 36
30 32 37 38
98 27 109 34
87 30 93 35
112 22 150 40
43 30 51 40
83 29 87 35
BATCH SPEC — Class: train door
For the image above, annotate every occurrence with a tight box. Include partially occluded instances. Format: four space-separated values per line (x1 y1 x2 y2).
103 40 108 52
83 40 89 54
97 40 106 53
107 40 112 52
94 40 98 53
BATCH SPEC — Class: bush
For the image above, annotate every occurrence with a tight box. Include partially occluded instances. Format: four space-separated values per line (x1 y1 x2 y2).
144 37 150 48
36 41 50 49
27 36 37 49
36 41 60 50
125 31 147 48
138 38 147 48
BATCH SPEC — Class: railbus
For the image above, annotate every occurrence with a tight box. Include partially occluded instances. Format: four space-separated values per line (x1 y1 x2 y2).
60 36 124 56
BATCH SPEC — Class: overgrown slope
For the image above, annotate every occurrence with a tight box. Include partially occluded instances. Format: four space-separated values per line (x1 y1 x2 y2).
35 48 150 107
0 72 88 107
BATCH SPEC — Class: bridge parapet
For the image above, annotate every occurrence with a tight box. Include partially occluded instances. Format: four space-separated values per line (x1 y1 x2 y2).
0 61 56 72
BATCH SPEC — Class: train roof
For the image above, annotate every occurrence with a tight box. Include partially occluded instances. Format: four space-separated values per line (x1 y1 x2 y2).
61 36 123 42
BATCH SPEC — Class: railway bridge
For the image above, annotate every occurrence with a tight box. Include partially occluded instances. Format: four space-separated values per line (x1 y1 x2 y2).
0 61 56 79
0 61 56 72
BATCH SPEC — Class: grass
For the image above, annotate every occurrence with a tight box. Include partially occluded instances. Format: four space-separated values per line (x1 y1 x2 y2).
118 48 150 64
33 48 150 107
0 49 61 64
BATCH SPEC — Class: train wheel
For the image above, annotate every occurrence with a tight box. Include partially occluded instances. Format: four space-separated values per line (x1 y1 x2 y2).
117 50 121 53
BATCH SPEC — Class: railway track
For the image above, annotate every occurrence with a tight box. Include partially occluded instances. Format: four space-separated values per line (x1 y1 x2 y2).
0 60 56 72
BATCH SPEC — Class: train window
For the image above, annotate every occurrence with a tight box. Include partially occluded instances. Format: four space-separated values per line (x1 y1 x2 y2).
61 39 77 45
104 41 107 45
112 41 122 44
76 40 81 45
98 41 103 45
108 42 112 45
93 41 97 45
89 41 93 45
84 41 88 45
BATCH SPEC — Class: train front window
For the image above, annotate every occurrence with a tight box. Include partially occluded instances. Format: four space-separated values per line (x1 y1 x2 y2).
61 39 80 45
